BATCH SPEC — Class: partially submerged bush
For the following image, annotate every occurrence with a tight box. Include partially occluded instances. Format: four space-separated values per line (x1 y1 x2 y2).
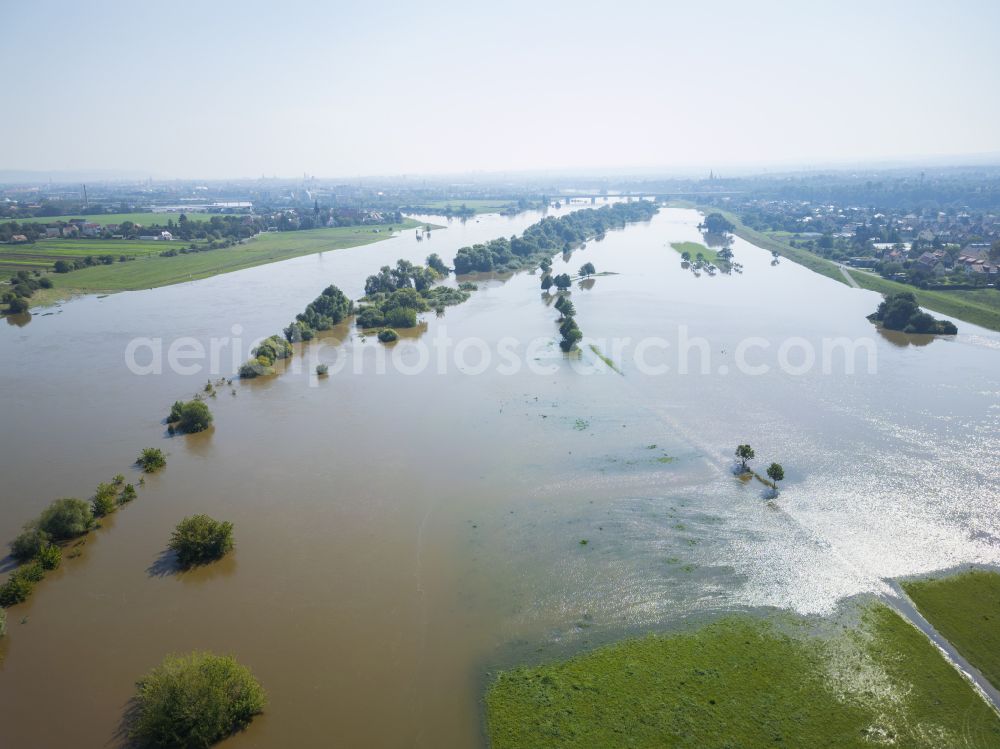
11 527 49 561
37 543 61 570
252 335 293 365
130 652 266 748
169 515 234 567
377 328 398 343
120 484 138 503
355 305 386 329
0 562 45 607
384 307 417 328
238 356 276 379
316 363 329 376
36 497 94 540
138 448 167 473
168 400 213 433
92 487 118 517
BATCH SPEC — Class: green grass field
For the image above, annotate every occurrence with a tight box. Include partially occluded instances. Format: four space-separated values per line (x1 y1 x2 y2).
670 240 721 264
8 212 238 226
2 220 428 297
486 604 1000 749
903 570 1000 691
687 204 1000 331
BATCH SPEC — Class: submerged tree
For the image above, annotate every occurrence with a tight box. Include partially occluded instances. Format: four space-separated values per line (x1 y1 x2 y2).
579 262 596 277
766 462 785 490
169 514 234 567
130 652 265 747
167 400 214 433
735 444 755 473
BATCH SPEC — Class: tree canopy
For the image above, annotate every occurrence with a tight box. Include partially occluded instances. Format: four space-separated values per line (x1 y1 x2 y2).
868 292 958 334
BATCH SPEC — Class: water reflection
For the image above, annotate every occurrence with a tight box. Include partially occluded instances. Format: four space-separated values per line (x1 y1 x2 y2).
875 326 938 348
146 547 237 581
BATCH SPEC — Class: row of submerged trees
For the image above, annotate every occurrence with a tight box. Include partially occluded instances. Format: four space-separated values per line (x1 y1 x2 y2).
541 262 599 352
1 447 168 609
240 203 660 376
453 201 657 274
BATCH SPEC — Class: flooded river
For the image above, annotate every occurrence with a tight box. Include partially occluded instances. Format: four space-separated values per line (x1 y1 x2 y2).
0 206 998 747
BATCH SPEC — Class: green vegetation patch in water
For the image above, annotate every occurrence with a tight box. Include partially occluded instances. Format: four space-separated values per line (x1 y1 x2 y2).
903 569 1000 691
486 605 1000 749
588 344 622 375
670 240 721 264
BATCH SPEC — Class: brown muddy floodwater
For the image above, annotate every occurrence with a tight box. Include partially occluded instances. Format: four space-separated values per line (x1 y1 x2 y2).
1 205 999 747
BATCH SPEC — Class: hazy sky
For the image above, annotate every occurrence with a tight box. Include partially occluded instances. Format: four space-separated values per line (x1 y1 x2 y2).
3 0 999 178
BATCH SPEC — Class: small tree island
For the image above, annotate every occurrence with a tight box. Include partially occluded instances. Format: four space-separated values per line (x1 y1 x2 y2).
167 400 214 434
868 292 958 335
699 212 735 234
169 514 234 567
130 651 265 748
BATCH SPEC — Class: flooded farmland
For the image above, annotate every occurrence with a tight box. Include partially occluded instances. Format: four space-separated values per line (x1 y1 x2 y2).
1 205 998 747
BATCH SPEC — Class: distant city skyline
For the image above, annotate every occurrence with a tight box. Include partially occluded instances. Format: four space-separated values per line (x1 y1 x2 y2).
2 0 999 179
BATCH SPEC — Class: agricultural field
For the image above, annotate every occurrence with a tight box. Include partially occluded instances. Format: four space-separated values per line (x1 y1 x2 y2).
3 219 428 295
0 238 186 278
8 211 238 226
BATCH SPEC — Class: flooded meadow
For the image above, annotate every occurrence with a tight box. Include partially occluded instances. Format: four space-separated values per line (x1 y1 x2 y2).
1 205 998 747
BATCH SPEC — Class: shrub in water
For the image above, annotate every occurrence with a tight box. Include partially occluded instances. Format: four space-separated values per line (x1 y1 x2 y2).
168 400 213 433
316 364 329 376
119 484 138 503
11 527 50 561
130 652 266 748
377 328 399 343
138 448 167 473
92 483 118 517
36 497 94 540
0 563 45 607
384 306 417 328
355 305 386 329
238 356 275 379
169 515 234 567
37 543 61 570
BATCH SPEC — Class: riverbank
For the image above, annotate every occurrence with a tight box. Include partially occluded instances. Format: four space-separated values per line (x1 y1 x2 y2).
681 203 1000 332
486 602 1000 748
5 219 433 309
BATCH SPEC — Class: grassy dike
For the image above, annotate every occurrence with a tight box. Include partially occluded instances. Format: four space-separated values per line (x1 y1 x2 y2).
683 203 1000 332
485 604 1000 749
904 570 1000 691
